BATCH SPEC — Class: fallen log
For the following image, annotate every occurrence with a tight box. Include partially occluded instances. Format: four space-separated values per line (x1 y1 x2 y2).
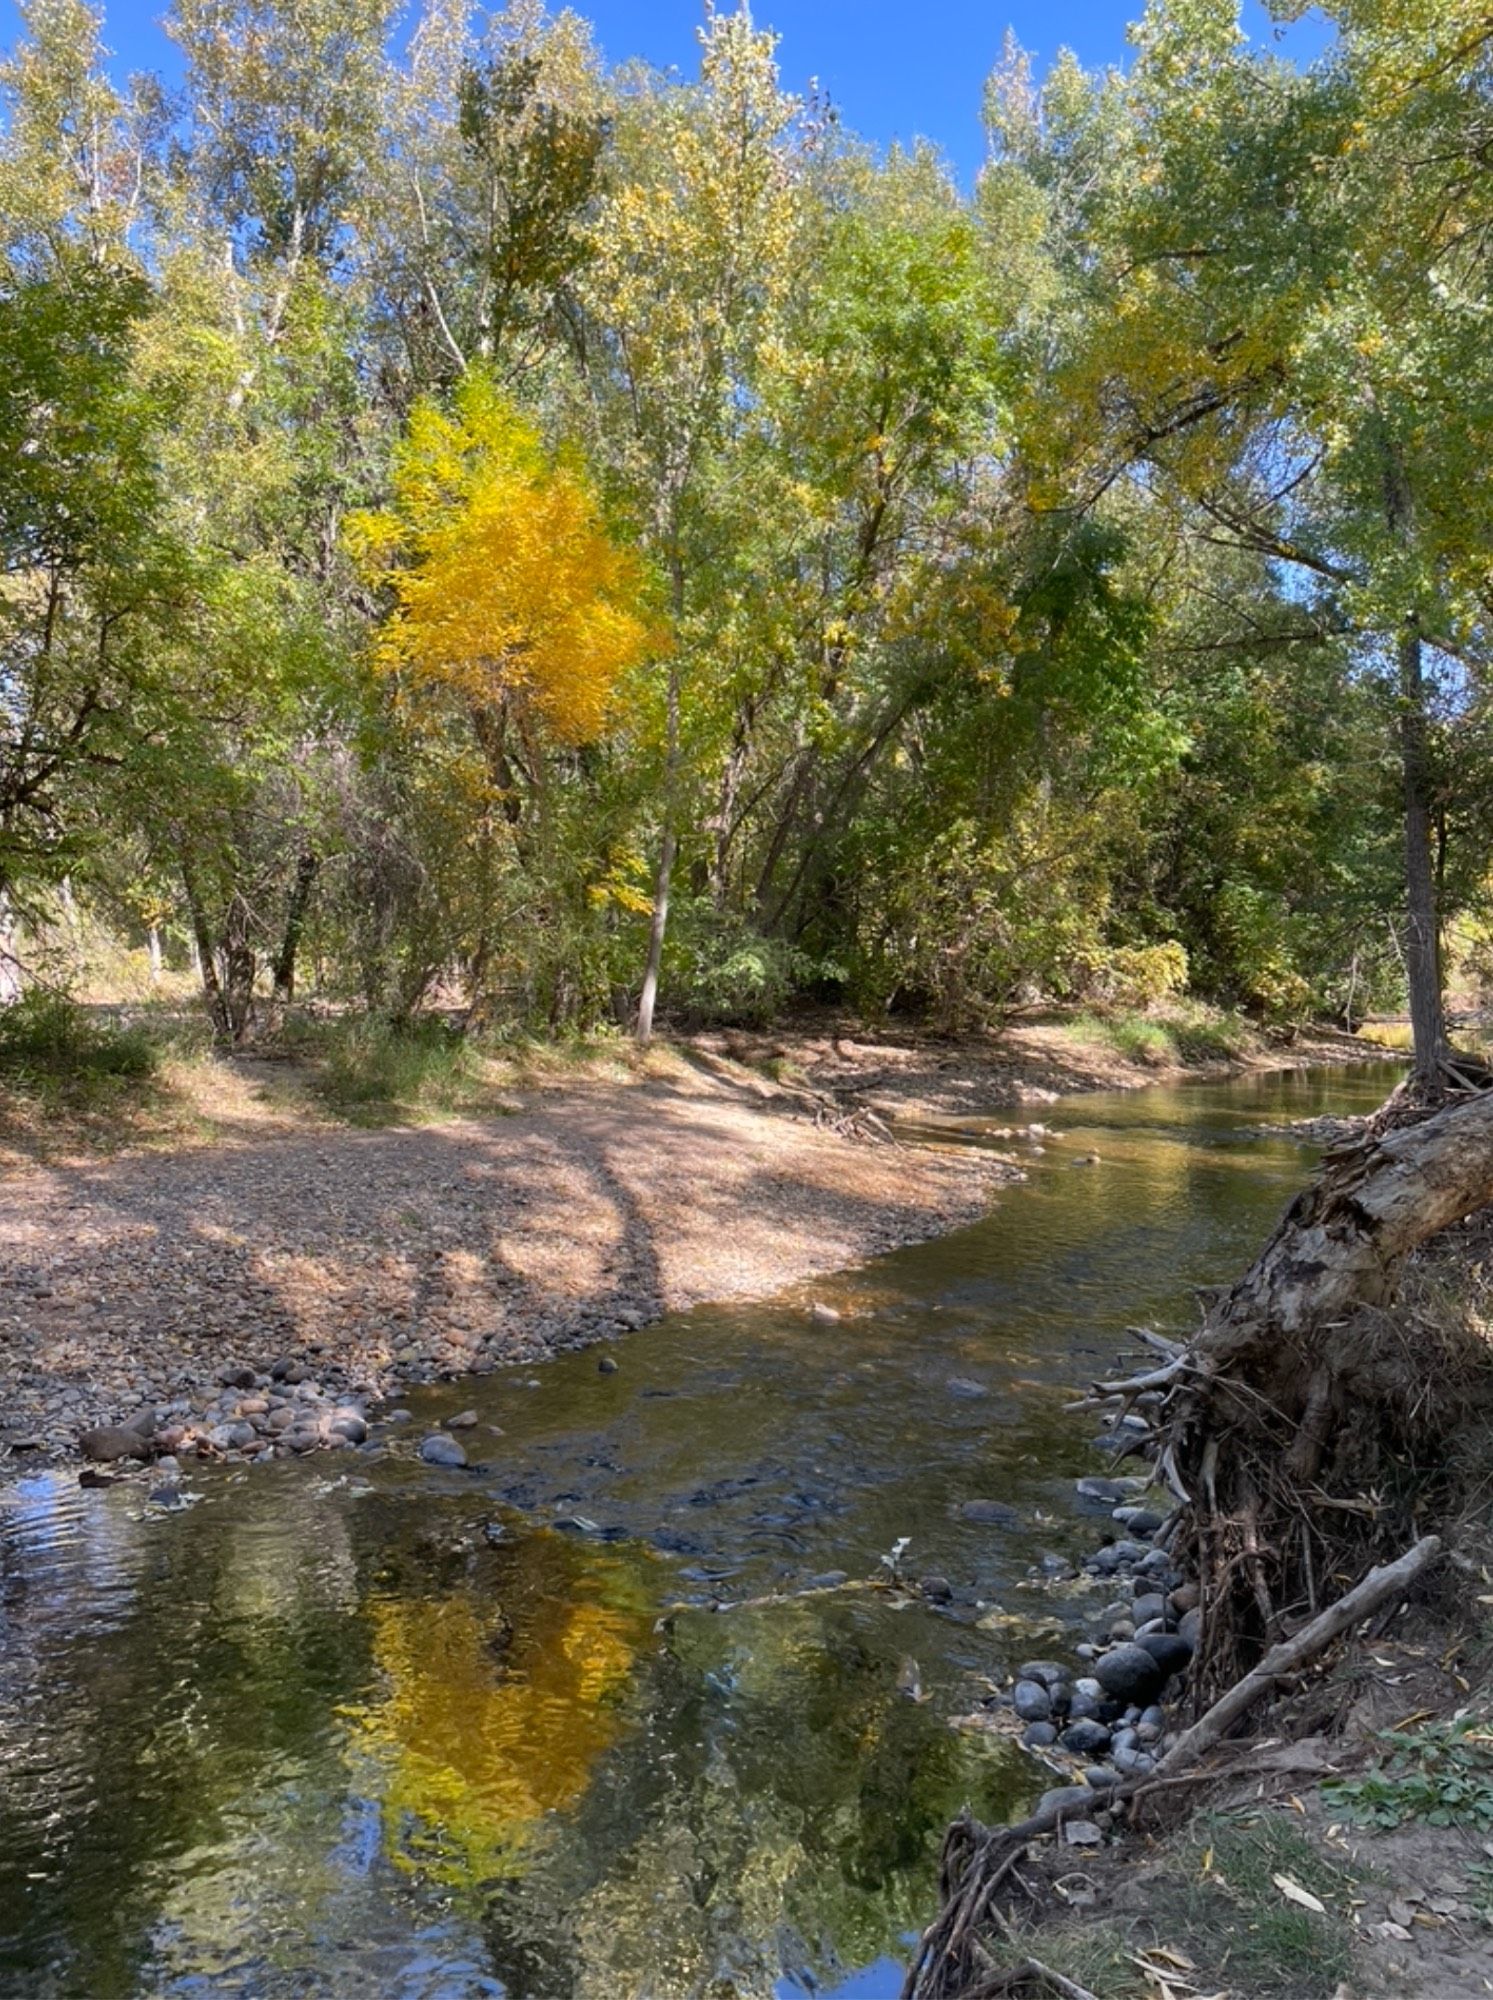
901 1533 1443 2000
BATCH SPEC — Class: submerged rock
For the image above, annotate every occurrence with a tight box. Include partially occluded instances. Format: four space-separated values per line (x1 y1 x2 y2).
419 1434 467 1468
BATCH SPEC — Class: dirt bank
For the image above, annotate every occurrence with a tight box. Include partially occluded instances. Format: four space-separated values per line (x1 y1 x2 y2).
0 1051 1015 1465
693 1016 1386 1122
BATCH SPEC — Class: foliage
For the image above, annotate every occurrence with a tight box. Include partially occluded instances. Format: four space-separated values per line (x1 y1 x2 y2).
349 370 658 746
0 0 1487 1047
0 990 155 1100
1324 1716 1493 1831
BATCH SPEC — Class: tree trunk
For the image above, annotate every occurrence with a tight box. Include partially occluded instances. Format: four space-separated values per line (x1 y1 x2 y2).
147 926 163 984
1399 617 1449 1089
637 653 681 1046
271 851 319 1002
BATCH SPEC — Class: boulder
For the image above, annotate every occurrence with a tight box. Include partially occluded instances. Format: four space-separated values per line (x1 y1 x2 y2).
1138 1631 1194 1679
1093 1643 1166 1706
419 1433 467 1468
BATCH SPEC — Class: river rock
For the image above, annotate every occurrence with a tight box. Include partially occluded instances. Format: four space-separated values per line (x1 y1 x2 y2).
1060 1719 1112 1756
329 1411 368 1444
79 1425 151 1463
1094 1643 1166 1705
445 1410 479 1430
1131 1592 1169 1625
959 1499 1019 1527
1011 1680 1052 1722
919 1575 953 1603
1017 1661 1070 1690
1064 1819 1104 1847
946 1377 989 1399
1114 1505 1167 1535
419 1434 467 1467
810 1302 841 1323
597 1355 619 1374
1178 1607 1202 1648
1022 1721 1057 1748
1138 1632 1194 1678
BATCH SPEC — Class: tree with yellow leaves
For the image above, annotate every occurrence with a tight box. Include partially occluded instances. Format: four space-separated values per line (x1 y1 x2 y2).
350 369 658 769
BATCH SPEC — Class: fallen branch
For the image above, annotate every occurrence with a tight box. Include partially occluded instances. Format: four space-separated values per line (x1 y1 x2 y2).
1152 1533 1441 1778
902 1534 1442 2000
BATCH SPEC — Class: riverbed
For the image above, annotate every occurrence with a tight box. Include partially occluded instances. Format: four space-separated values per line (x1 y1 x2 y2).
0 1061 1403 2000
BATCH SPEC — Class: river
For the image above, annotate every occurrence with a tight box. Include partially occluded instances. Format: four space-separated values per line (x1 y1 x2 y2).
0 1060 1403 2000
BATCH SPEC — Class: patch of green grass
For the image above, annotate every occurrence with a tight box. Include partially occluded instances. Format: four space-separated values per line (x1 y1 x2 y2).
1034 1813 1358 2000
1069 1005 1256 1070
1324 1715 1493 1831
0 990 156 1106
292 1017 505 1124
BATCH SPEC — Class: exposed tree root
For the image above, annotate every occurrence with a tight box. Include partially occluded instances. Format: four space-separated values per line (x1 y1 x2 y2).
906 1070 1493 2000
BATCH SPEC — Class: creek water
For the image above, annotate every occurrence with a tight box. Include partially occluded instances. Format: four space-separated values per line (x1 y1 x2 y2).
0 1061 1404 2000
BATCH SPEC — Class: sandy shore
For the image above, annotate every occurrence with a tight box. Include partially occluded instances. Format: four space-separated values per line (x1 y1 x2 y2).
0 1058 1016 1463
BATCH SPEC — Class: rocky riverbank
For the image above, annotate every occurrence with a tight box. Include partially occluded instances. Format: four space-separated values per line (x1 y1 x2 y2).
0 1057 1020 1472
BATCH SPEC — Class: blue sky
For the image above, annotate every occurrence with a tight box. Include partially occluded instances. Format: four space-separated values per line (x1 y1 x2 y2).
2 0 1331 181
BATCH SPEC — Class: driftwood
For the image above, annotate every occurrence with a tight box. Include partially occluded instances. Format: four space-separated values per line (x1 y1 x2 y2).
902 1534 1443 2000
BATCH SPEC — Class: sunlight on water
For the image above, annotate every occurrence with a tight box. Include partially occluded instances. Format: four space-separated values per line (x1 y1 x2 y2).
0 1063 1404 1999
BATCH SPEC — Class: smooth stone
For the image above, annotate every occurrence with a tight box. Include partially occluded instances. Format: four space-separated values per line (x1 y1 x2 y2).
597 1356 619 1374
1111 1727 1139 1755
805 1570 849 1589
946 1377 989 1399
920 1575 954 1603
79 1425 150 1463
1138 1632 1194 1678
1178 1607 1202 1647
1108 1619 1136 1642
1022 1721 1058 1748
420 1434 468 1467
385 1409 414 1424
1136 1722 1162 1745
1171 1583 1201 1613
1063 1820 1104 1847
1131 1593 1168 1624
960 1499 1020 1527
809 1303 841 1323
1060 1719 1112 1756
1076 1477 1146 1505
1017 1661 1071 1690
445 1410 479 1429
1094 1644 1166 1705
329 1414 368 1444
1011 1680 1052 1723
1084 1766 1118 1789
1112 1746 1143 1776
1114 1506 1167 1535
1139 1704 1166 1729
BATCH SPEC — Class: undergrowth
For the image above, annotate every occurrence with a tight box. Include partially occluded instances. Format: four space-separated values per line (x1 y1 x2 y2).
1324 1714 1493 1831
1034 1812 1357 2000
1068 1005 1255 1068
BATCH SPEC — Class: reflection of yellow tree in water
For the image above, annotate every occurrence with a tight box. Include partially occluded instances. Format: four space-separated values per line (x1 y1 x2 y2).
349 1535 654 1887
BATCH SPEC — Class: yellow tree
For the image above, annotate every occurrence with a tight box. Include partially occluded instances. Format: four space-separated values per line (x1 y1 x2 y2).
351 368 657 768
349 369 661 1008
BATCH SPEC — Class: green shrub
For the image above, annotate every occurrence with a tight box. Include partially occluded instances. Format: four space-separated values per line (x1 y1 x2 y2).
299 1016 495 1121
0 990 156 1098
